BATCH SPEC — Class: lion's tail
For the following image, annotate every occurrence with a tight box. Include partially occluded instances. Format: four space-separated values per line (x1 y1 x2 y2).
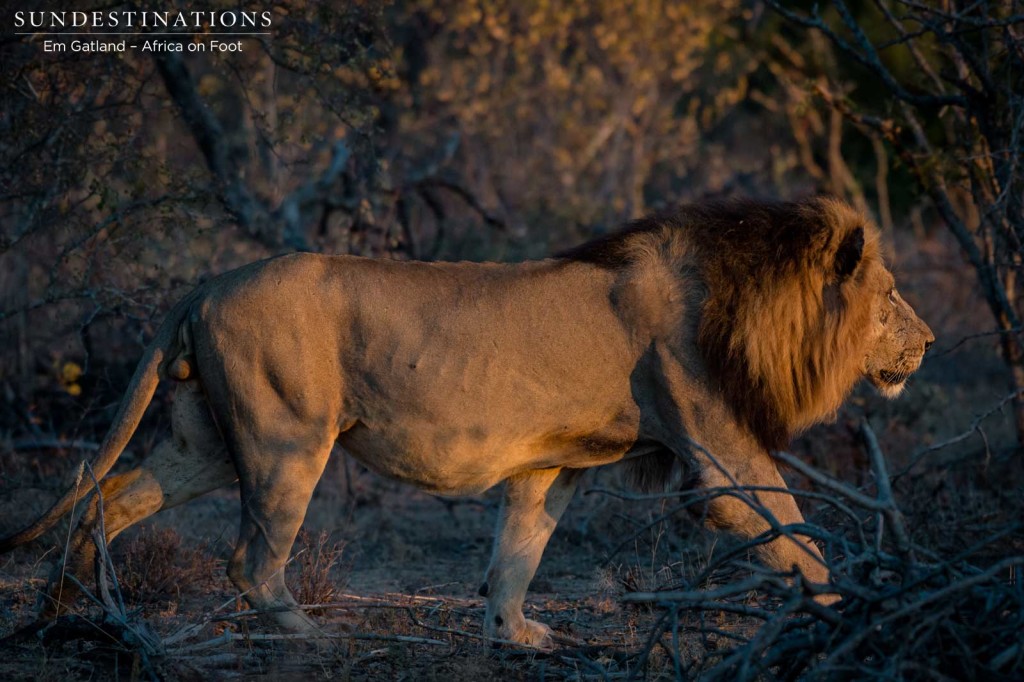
0 298 194 554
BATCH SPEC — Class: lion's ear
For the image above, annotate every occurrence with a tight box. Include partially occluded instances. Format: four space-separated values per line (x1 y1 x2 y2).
834 226 864 281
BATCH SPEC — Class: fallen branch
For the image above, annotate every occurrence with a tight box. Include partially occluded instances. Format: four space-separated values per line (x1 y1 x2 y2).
11 438 99 452
166 630 449 655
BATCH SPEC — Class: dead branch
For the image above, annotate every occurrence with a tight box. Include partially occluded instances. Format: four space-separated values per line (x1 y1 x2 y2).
859 419 913 561
894 390 1024 479
625 438 1024 680
167 630 450 655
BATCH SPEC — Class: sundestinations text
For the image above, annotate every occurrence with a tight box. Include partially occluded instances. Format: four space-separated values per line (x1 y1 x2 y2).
15 10 272 30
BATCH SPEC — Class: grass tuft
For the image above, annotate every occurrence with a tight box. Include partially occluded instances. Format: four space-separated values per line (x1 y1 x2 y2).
291 529 347 614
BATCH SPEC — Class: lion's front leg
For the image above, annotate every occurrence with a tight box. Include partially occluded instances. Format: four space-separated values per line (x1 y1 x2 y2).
479 468 581 648
696 447 836 604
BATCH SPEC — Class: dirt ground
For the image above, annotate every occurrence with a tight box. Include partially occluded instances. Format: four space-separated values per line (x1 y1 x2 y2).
1 443 736 680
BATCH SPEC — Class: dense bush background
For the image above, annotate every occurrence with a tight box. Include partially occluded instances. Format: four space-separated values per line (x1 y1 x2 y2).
1 1 1022 679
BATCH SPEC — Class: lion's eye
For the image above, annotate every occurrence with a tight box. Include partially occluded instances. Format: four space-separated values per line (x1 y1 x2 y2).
887 288 897 304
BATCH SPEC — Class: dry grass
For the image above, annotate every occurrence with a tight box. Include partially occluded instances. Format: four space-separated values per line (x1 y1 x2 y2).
290 529 347 614
114 525 216 610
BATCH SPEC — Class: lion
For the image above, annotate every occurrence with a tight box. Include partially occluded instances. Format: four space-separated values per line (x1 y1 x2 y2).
0 197 932 647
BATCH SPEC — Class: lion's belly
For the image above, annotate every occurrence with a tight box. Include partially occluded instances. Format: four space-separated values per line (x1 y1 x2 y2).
337 421 529 495
336 406 642 496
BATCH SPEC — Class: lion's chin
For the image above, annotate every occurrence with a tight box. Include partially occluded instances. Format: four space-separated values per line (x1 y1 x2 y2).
870 374 906 399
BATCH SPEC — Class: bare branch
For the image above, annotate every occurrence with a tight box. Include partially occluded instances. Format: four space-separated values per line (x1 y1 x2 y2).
764 0 964 107
154 51 354 252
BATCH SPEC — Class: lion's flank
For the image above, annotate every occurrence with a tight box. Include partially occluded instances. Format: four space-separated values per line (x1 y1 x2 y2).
561 197 881 453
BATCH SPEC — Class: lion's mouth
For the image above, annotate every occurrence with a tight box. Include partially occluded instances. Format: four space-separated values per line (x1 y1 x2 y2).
870 359 924 399
877 369 906 386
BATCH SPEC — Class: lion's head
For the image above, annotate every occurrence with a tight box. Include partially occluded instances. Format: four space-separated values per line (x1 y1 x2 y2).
862 275 934 398
689 196 934 449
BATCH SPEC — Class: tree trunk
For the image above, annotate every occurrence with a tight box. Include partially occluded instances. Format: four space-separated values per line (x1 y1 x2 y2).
999 270 1024 450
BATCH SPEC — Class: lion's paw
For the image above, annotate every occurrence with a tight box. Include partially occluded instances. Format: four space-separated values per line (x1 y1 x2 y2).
813 591 842 607
490 614 557 650
516 618 555 649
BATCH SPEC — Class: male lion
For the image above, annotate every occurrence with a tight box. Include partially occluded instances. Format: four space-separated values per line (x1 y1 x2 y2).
1 197 932 647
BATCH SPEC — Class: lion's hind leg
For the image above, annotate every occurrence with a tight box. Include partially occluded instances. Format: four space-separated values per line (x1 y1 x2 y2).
221 438 335 635
480 467 582 648
198 397 336 634
40 381 237 618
